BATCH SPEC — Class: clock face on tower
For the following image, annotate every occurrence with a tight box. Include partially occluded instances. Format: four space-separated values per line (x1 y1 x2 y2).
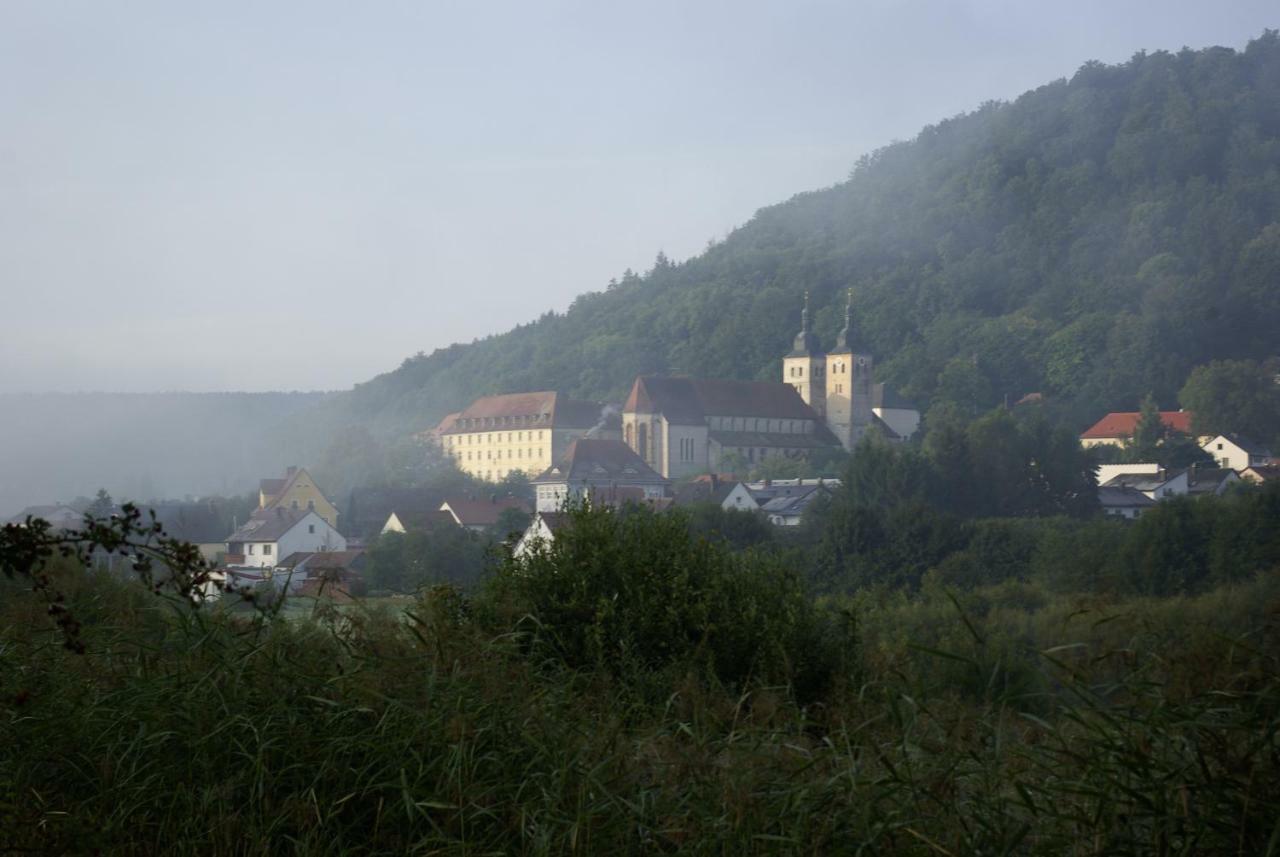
856 357 867 367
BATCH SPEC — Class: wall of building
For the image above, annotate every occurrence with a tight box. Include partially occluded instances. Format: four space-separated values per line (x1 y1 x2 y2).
444 428 555 481
783 355 826 417
661 420 708 479
267 470 339 528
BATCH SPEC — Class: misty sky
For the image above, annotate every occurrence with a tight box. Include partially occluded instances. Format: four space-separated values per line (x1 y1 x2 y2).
1 1 1275 393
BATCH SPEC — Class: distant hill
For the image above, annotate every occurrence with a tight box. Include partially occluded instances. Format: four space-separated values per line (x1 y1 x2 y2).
0 392 329 516
296 32 1280 454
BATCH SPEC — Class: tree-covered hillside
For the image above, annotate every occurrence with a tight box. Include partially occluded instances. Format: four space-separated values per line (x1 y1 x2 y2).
313 33 1280 445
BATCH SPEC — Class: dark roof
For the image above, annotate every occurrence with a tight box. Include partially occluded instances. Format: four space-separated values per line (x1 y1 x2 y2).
1102 469 1185 492
1098 486 1156 508
440 496 531 527
388 509 456 531
443 392 604 434
787 327 824 358
1186 467 1238 495
1245 464 1280 481
759 484 829 516
872 382 917 411
228 508 316 543
276 550 366 572
870 413 901 440
625 376 825 424
534 438 669 485
1081 411 1193 439
150 503 231 544
534 512 571 534
671 479 744 507
259 478 286 496
6 505 83 528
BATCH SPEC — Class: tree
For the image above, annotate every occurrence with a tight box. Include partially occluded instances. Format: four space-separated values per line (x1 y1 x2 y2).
1127 394 1167 462
1179 359 1280 447
87 488 114 518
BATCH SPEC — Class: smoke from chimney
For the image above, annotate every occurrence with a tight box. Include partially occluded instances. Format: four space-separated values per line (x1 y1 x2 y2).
584 404 620 439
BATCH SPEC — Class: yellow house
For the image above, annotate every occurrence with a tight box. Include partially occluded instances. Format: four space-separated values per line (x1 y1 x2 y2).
259 466 339 529
439 391 618 482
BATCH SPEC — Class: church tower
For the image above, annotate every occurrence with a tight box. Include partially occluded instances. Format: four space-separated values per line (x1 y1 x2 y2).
825 290 874 450
782 292 826 418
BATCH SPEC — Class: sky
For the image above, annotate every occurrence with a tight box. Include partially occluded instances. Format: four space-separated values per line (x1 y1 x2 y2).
1 1 1276 394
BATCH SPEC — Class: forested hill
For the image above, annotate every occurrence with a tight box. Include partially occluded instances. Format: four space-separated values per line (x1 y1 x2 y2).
309 32 1280 447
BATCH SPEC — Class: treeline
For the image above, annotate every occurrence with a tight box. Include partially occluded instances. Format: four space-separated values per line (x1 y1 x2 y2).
290 32 1280 457
3 498 1278 851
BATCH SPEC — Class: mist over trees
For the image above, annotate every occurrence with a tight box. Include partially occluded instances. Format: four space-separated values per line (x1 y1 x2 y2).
0 392 327 516
290 32 1280 459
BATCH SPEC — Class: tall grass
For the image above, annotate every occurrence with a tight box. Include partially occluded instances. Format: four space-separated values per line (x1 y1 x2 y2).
2 553 1278 853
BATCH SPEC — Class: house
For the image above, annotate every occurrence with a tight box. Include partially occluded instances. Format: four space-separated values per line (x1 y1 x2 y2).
150 501 234 564
225 508 346 569
1200 434 1273 471
258 466 339 529
872 383 921 441
513 511 571 558
436 391 620 483
671 474 759 512
1096 463 1162 486
744 478 839 526
1098 486 1156 519
1100 469 1189 501
438 496 532 532
1185 467 1241 497
5 504 84 530
381 509 457 535
1242 464 1280 484
1079 411 1194 448
622 375 842 479
272 550 367 593
532 438 671 513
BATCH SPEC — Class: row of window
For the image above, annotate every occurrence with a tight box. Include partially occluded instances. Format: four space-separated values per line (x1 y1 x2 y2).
787 365 825 378
455 413 551 430
449 431 546 445
458 448 543 461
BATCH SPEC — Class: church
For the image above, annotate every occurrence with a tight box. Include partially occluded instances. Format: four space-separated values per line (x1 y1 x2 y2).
618 294 919 478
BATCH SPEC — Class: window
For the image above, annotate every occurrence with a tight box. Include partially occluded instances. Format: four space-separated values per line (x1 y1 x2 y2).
307 499 314 511
308 524 315 534
263 544 272 556
248 544 255 554
291 500 298 510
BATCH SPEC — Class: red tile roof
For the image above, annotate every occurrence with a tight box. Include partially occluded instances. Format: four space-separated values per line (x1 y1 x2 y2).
439 496 531 527
1080 411 1193 440
625 376 824 424
442 392 604 435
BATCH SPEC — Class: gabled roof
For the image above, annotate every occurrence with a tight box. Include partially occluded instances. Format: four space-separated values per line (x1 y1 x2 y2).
872 382 917 412
758 483 830 516
1098 486 1156 508
228 508 317 543
671 479 745 507
387 509 456 531
625 376 825 424
1186 467 1239 495
533 438 669 485
1080 411 1193 439
439 496 531 527
1101 469 1185 492
442 392 604 434
276 550 366 572
259 478 286 496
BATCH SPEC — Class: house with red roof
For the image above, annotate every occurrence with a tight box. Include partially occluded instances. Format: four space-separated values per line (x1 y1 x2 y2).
1078 410 1195 448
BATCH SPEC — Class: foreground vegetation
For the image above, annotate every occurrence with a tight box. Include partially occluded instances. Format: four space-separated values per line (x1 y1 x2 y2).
3 503 1278 854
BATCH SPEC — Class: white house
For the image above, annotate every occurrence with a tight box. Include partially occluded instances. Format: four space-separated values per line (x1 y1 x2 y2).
1100 469 1189 502
513 511 570 558
532 438 670 513
671 476 759 512
226 508 345 569
744 478 840 526
1099 486 1156 520
1096 463 1161 485
1200 434 1273 472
